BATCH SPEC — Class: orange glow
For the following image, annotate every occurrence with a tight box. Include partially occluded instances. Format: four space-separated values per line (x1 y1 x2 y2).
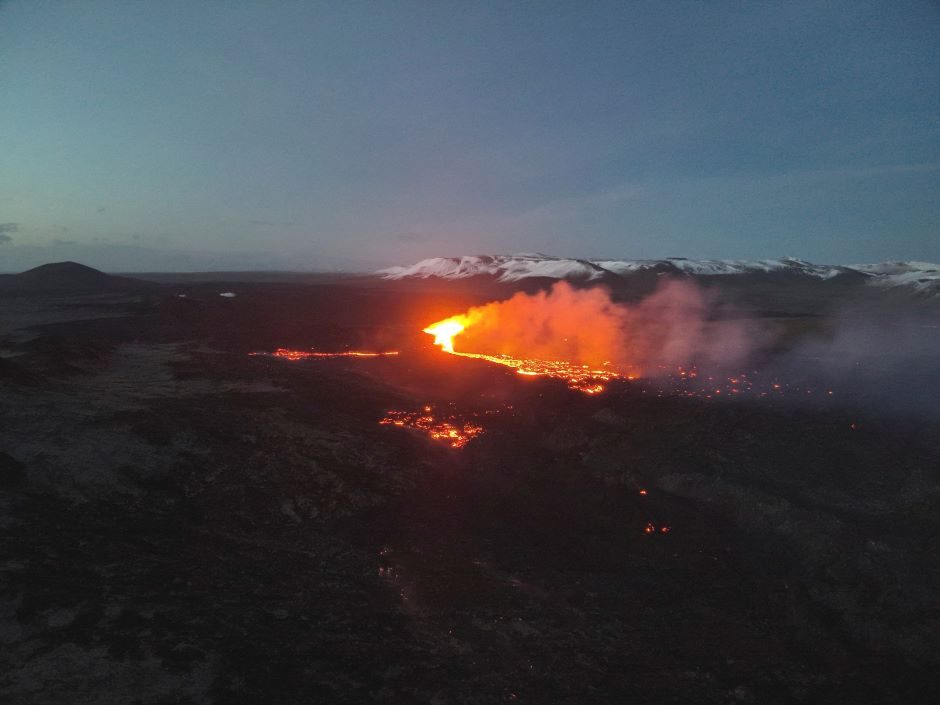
420 282 819 400
379 408 484 448
420 279 760 394
422 308 627 394
421 283 642 394
423 318 467 354
419 280 743 395
437 350 622 394
252 348 399 360
422 311 818 399
643 521 671 535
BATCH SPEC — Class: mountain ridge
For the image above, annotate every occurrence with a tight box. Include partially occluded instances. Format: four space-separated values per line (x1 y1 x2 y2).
378 254 940 295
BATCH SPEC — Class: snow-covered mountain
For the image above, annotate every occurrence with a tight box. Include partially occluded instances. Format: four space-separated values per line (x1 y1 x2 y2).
378 254 940 295
845 261 940 295
378 254 608 282
594 257 848 279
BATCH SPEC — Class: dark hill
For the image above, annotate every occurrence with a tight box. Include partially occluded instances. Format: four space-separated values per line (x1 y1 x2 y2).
0 261 151 295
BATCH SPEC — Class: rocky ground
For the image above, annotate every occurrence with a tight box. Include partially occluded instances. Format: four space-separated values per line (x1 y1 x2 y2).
0 285 938 704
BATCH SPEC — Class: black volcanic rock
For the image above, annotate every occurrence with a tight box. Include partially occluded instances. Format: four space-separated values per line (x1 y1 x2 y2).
0 261 150 294
0 356 38 386
0 452 27 488
1 277 939 704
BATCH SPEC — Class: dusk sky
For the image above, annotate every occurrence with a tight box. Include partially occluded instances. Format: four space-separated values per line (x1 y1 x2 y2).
1 0 938 272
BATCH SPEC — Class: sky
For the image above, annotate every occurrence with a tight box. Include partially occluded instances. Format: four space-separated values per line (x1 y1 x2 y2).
1 0 938 272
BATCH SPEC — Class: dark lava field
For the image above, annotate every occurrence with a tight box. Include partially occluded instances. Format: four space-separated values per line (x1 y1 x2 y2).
1 269 939 704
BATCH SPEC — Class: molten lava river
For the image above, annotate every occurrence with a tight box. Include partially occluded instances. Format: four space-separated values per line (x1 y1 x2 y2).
423 316 625 395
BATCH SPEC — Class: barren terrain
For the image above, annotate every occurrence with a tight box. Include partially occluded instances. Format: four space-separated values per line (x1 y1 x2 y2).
1 274 938 704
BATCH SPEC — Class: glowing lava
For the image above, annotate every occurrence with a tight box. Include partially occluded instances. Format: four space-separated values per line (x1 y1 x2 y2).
643 522 672 535
251 348 399 360
443 351 622 393
423 319 466 354
423 315 626 393
423 316 819 400
379 407 484 448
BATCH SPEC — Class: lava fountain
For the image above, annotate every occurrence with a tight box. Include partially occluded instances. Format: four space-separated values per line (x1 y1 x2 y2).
423 319 465 354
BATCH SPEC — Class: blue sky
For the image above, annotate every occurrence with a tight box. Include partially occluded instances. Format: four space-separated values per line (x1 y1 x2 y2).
1 0 938 271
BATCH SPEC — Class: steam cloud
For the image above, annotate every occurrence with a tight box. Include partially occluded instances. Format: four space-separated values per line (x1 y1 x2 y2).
452 280 753 377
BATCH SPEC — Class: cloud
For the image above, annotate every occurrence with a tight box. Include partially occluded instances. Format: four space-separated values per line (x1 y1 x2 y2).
0 223 18 234
0 234 12 245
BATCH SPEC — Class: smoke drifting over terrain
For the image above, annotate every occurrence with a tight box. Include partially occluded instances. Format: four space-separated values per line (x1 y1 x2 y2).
772 303 940 419
425 280 940 419
441 280 754 377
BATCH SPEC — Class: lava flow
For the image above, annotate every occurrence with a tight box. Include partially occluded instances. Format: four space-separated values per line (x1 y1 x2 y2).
251 348 399 360
422 316 822 400
423 316 626 394
420 279 774 394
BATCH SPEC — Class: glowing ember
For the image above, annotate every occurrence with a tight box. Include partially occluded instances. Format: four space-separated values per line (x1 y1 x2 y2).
643 366 828 401
251 348 399 360
379 408 485 448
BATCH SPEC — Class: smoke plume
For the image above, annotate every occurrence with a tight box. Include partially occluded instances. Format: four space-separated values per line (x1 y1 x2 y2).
448 279 753 377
